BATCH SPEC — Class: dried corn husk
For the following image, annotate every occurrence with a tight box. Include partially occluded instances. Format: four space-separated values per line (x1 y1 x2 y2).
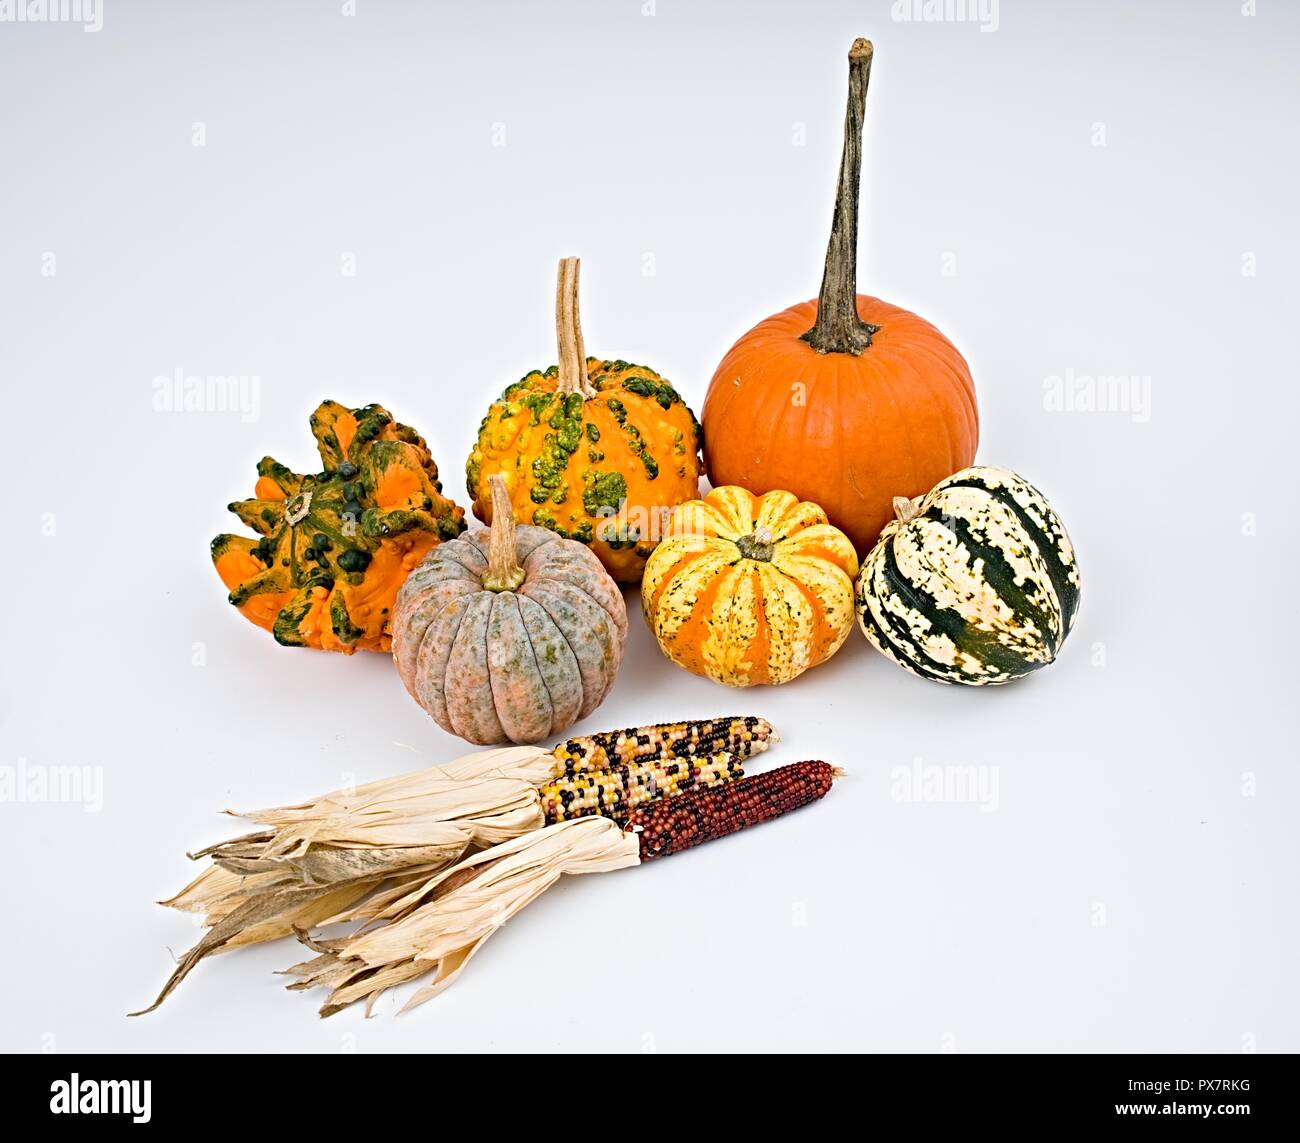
284 818 640 1017
138 719 775 1015
287 760 840 1017
133 747 556 1014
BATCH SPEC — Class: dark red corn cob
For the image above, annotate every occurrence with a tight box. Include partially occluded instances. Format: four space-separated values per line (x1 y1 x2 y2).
624 760 838 861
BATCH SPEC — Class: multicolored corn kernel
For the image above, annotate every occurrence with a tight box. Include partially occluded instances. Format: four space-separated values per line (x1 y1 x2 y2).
548 716 775 779
540 753 744 825
624 760 837 862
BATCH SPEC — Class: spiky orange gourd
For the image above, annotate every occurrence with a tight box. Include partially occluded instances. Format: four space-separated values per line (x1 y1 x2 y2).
211 401 466 653
701 39 979 555
466 258 703 583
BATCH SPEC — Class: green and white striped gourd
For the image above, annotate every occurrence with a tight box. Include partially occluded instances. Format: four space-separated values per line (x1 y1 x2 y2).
856 466 1080 685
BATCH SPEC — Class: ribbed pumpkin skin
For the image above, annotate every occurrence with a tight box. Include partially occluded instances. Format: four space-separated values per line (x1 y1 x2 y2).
856 466 1080 685
702 296 978 555
212 401 466 653
392 523 628 744
641 486 859 687
466 361 702 584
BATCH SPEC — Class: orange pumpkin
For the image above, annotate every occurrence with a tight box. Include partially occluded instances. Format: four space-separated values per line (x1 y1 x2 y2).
701 39 978 555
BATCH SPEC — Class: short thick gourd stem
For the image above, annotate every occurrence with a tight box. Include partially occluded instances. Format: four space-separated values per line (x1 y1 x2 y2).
735 526 776 562
801 38 879 356
483 474 526 592
555 256 594 398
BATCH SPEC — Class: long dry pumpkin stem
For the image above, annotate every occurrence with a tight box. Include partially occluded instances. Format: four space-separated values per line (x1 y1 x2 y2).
555 256 593 397
802 37 879 356
482 474 526 592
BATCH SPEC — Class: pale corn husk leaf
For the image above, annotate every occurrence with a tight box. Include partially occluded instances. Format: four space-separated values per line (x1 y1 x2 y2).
267 840 479 883
135 857 467 1017
187 829 273 861
141 756 556 1014
283 948 434 1018
137 841 489 1015
169 780 546 925
312 809 539 928
160 863 275 917
240 746 556 830
132 879 375 1016
287 817 641 1017
236 775 545 857
220 880 376 952
178 753 553 892
160 840 475 925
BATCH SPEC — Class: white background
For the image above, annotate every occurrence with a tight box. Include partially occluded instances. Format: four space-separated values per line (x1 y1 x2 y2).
2 0 1297 1053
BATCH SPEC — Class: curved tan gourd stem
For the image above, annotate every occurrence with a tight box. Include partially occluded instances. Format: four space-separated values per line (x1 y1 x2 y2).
483 474 526 592
801 38 879 356
555 256 594 398
892 495 924 524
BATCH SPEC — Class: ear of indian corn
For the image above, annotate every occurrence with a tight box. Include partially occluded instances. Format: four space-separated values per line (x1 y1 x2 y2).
539 752 743 823
549 715 776 777
284 761 838 1017
140 718 765 1015
626 760 838 860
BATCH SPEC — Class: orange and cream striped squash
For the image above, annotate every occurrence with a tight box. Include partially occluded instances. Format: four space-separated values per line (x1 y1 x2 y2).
641 486 859 687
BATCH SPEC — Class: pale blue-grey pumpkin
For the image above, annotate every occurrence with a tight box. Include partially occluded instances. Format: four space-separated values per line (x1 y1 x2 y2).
393 475 627 743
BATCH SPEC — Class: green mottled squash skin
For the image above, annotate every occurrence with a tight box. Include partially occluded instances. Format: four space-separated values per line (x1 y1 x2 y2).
466 360 702 583
212 400 466 653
